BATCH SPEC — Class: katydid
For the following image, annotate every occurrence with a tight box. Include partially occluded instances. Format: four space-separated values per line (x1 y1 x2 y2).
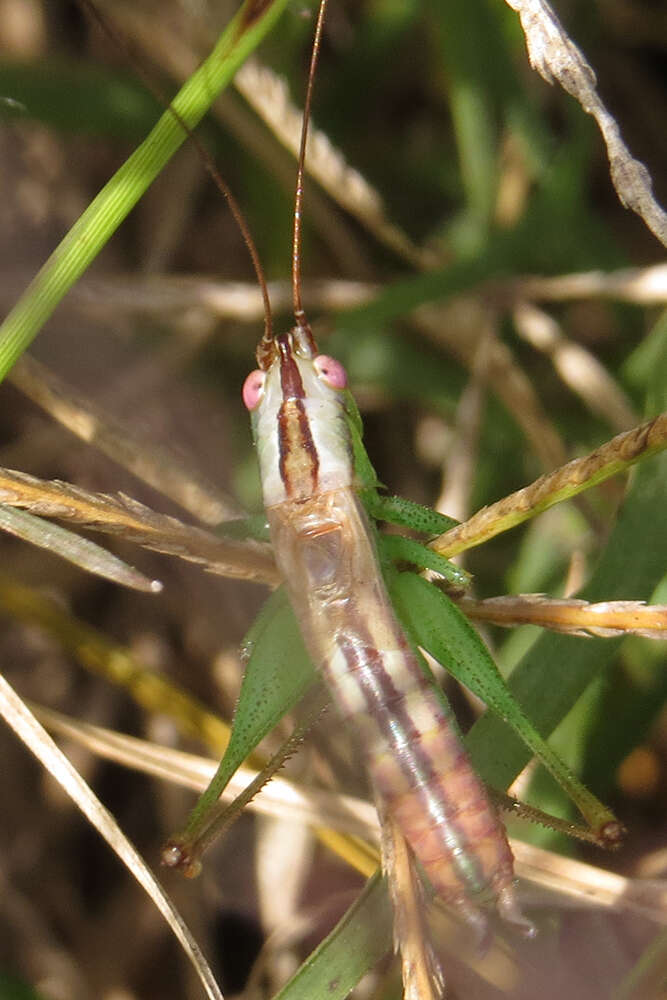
1 1 643 996
160 0 623 989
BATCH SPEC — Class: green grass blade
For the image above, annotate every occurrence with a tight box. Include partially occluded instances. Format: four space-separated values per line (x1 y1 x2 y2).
427 0 504 246
336 247 507 334
0 504 160 592
390 572 618 839
612 927 667 1000
274 873 393 1000
0 0 290 382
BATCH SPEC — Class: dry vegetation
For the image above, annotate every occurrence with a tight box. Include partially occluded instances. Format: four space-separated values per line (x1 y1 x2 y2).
0 2 666 998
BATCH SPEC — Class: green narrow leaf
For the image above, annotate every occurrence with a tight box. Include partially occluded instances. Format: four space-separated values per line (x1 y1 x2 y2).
364 491 459 535
427 0 502 246
274 873 393 1000
378 533 470 587
337 246 507 334
178 587 316 841
389 571 617 837
613 927 667 1000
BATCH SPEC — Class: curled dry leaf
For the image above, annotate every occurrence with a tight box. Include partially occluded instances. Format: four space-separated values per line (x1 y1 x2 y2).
504 0 667 246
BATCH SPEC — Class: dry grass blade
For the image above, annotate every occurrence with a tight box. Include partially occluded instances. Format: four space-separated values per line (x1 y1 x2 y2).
417 302 570 472
512 301 638 431
507 263 667 305
0 503 161 592
378 805 445 1000
431 413 667 556
234 59 438 270
0 672 224 1000
29 705 667 926
11 354 239 525
459 595 667 638
504 0 667 245
0 466 279 585
33 702 378 841
436 333 490 523
49 274 377 322
0 272 376 328
512 841 667 925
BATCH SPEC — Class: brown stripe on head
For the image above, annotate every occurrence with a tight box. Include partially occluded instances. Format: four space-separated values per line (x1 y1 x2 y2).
278 334 306 401
276 332 319 498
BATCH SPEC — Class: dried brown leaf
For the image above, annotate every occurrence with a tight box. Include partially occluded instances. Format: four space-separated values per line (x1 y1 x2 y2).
505 0 667 245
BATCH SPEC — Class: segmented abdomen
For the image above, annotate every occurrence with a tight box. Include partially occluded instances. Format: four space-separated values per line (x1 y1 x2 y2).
267 487 522 932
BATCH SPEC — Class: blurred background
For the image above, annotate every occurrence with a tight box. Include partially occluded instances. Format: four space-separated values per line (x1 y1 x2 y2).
0 1 666 998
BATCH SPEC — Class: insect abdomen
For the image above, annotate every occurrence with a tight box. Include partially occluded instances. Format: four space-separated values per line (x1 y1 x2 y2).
368 679 515 920
267 488 529 934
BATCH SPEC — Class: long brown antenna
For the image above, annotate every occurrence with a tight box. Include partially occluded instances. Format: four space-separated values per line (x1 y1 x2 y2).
77 0 274 343
292 0 329 329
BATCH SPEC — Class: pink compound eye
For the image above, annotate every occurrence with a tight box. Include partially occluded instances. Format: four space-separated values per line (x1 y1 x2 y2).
314 355 347 389
242 370 266 411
